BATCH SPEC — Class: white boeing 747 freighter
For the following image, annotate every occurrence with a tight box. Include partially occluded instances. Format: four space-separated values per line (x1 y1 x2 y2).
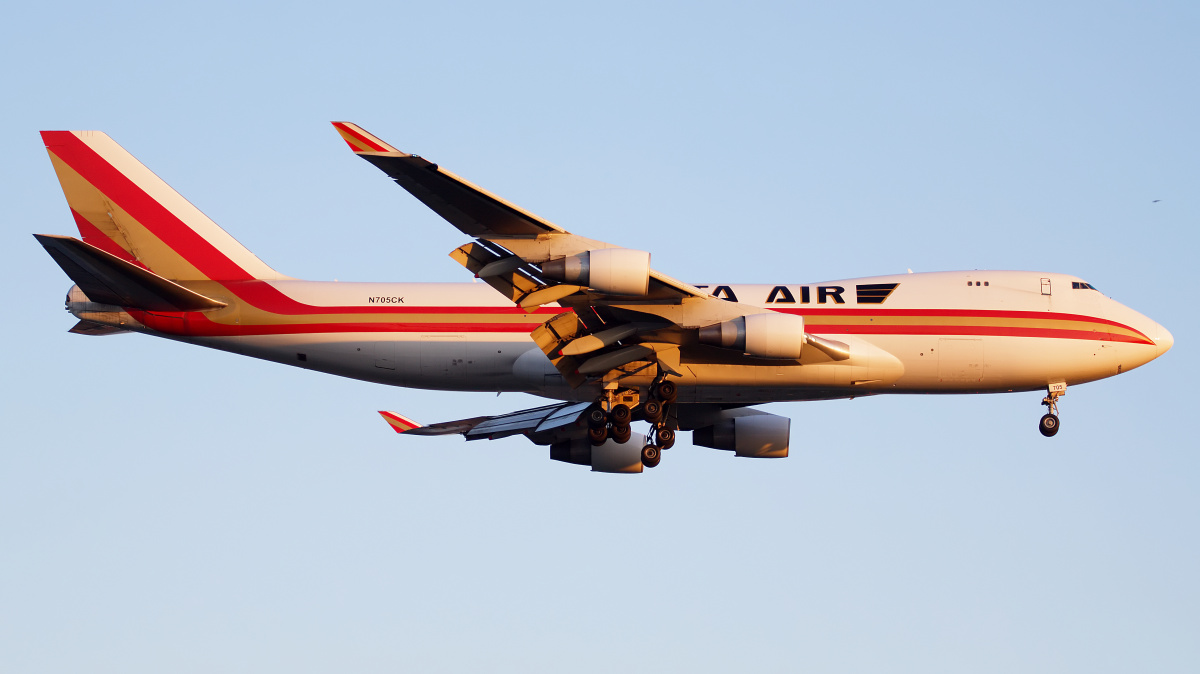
34 123 1173 473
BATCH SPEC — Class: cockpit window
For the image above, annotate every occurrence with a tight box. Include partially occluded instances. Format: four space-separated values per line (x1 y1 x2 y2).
1071 282 1099 291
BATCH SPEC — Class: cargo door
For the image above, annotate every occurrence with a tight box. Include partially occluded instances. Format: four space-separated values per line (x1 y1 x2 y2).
421 334 467 379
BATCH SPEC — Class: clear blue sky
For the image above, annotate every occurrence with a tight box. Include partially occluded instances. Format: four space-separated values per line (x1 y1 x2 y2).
2 1 1196 672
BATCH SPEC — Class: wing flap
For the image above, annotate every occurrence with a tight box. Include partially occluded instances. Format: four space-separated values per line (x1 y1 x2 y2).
450 241 543 305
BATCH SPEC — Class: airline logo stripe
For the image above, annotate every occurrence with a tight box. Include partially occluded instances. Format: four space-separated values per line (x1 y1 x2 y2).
855 283 899 304
332 122 393 153
379 411 421 433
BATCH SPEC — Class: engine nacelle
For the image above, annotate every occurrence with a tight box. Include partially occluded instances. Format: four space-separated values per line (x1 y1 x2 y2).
692 411 790 458
541 248 651 296
698 313 805 359
550 433 646 473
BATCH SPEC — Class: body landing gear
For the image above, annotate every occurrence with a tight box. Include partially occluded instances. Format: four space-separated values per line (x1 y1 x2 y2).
1039 383 1066 437
639 377 679 468
586 373 681 468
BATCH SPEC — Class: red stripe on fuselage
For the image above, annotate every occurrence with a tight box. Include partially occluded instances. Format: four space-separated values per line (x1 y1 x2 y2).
775 306 1145 333
134 306 1152 345
217 281 564 315
132 308 546 336
809 323 1152 345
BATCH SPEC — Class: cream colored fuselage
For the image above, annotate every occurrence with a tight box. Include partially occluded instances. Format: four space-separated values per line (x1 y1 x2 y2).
88 269 1167 406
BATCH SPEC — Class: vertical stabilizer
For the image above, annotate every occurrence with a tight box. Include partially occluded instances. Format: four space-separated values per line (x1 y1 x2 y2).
41 130 285 281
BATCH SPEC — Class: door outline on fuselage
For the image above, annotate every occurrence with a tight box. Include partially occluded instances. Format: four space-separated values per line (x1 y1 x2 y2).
375 341 396 370
937 338 984 383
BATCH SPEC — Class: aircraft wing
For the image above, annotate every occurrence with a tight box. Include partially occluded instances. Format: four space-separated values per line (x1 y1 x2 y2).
333 122 566 238
337 122 851 390
332 122 706 304
379 402 593 444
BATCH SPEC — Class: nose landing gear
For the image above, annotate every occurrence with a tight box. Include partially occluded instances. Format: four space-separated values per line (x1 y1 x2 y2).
1039 383 1066 437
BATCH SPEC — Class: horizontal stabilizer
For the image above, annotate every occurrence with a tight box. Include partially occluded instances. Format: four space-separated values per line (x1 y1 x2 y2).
69 319 131 336
35 234 227 312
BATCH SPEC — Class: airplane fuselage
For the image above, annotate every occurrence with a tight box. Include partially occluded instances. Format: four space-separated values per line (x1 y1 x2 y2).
70 269 1170 405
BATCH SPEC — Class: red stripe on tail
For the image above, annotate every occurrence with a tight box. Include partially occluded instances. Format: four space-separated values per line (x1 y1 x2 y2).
43 131 255 281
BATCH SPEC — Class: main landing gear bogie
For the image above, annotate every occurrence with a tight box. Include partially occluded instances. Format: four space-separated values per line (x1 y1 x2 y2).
637 377 679 468
589 377 680 468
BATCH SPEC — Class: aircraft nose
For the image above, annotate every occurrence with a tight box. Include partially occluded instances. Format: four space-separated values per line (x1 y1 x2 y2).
1153 322 1174 357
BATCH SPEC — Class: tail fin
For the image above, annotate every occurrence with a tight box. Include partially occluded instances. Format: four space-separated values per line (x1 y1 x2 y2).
41 131 285 281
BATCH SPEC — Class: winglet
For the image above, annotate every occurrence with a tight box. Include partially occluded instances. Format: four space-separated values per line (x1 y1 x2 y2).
378 411 423 434
332 122 399 154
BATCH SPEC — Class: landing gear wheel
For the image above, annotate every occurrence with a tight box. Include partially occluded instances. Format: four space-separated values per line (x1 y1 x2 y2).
611 424 632 444
642 400 663 423
654 380 678 404
588 426 608 446
1039 413 1060 437
1039 385 1065 438
586 407 608 429
641 444 661 468
610 404 632 426
656 427 676 449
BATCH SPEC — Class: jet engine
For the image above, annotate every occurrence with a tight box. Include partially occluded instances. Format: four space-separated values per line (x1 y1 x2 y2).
550 433 646 473
541 248 651 296
692 410 790 458
698 313 806 359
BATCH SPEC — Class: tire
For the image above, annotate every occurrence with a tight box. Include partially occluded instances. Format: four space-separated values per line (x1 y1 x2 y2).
642 400 662 423
655 380 678 403
610 404 632 425
641 444 661 468
611 424 632 444
588 426 608 446
586 407 608 429
657 427 676 449
1039 413 1060 437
